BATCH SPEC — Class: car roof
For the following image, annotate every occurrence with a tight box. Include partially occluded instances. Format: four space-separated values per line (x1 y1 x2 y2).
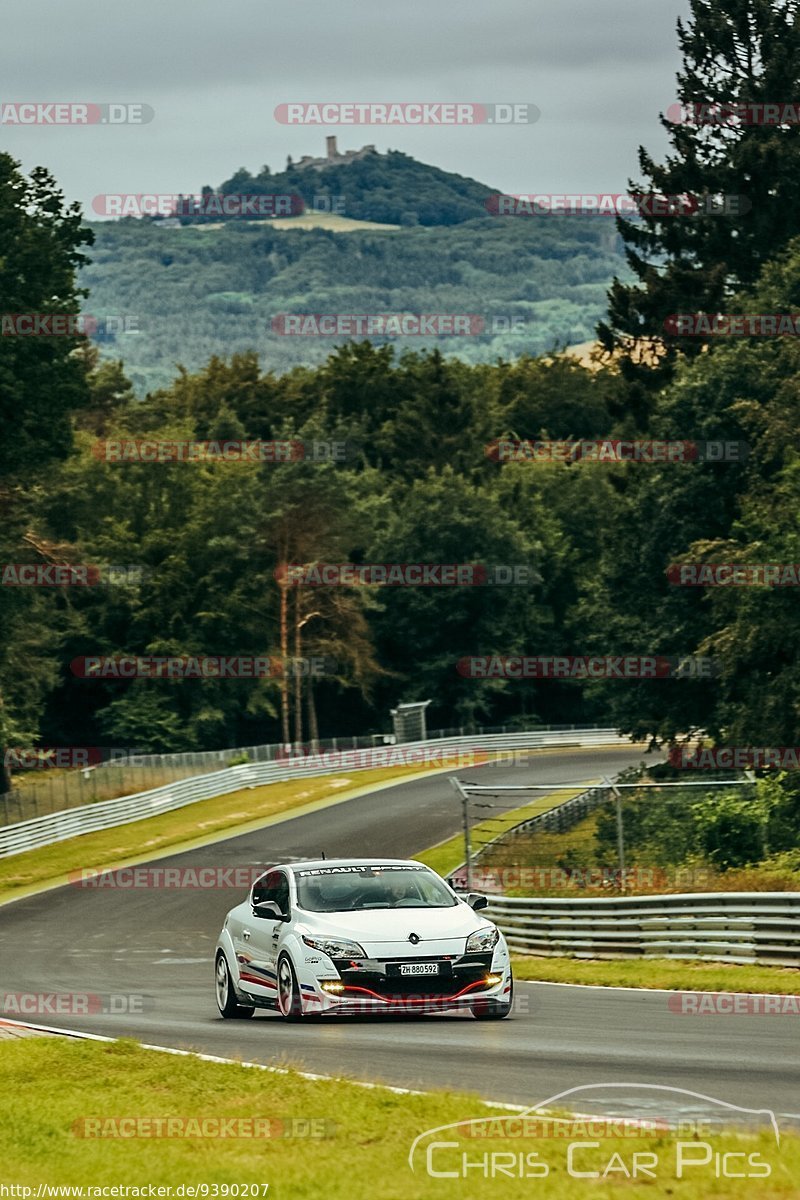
285 858 427 874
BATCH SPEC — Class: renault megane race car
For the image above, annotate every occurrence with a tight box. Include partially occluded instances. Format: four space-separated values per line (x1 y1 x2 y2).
214 858 513 1020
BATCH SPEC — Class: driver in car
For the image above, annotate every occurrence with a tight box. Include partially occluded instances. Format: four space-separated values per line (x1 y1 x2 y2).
382 873 420 906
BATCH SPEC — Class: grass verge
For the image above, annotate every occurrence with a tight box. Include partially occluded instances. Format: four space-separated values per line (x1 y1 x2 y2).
413 786 590 877
0 763 444 906
0 1038 796 1198
511 955 800 993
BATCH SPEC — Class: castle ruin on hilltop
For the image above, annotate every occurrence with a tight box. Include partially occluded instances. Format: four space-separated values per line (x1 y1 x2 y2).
291 137 379 172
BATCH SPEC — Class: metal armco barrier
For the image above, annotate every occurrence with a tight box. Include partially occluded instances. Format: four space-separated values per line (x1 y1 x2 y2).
0 728 630 858
499 785 608 837
486 892 800 967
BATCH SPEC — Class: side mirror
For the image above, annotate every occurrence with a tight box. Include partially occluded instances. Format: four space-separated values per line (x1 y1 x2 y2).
252 901 287 921
466 893 488 911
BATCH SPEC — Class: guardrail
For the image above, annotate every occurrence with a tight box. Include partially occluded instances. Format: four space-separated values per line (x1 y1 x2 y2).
485 892 800 967
0 728 631 859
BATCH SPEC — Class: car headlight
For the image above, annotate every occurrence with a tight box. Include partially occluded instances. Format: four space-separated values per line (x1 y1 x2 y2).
466 925 500 954
302 934 366 959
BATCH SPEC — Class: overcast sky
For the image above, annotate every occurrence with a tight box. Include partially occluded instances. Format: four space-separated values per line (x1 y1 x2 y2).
3 0 692 217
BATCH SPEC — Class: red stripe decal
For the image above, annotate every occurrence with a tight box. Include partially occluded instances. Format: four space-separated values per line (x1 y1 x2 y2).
240 972 276 989
339 981 488 1004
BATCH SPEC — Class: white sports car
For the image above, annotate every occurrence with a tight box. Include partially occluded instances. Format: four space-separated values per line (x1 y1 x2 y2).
215 858 513 1021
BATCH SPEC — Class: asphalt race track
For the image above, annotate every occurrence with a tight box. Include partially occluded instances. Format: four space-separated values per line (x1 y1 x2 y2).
1 746 798 1122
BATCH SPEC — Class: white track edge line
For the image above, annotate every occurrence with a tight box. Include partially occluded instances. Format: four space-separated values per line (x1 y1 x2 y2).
0 1018 526 1111
5 1018 798 1125
518 978 799 998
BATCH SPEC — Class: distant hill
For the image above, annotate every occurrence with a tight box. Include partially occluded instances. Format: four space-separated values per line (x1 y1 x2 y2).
185 146 497 228
81 148 632 394
82 216 627 394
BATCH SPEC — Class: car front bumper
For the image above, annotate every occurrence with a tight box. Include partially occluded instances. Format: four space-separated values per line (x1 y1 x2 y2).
301 953 512 1014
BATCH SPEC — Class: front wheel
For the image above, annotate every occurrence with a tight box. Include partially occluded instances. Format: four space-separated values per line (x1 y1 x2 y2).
215 951 255 1019
277 952 305 1021
471 976 513 1020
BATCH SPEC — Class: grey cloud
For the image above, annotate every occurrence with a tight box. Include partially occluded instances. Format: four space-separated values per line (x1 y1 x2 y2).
1 0 690 212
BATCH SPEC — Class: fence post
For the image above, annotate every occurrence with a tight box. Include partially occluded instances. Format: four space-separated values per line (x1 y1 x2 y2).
451 777 472 891
605 776 626 892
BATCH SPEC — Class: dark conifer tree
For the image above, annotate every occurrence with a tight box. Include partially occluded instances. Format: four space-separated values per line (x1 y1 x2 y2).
599 0 800 419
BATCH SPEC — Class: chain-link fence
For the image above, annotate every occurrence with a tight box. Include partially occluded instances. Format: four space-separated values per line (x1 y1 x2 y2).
0 722 600 828
451 773 765 895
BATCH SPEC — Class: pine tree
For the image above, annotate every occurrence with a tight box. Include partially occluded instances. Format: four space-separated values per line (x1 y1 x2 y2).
0 155 93 792
0 154 94 475
599 0 800 416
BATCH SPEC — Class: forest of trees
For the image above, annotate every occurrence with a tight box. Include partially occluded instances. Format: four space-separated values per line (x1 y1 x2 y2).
3 0 800 807
80 214 626 393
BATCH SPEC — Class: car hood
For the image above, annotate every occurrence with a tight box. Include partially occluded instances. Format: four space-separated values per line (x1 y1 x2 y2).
298 904 489 950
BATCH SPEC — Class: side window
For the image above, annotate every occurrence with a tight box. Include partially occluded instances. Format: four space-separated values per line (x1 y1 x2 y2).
252 870 290 916
274 872 290 916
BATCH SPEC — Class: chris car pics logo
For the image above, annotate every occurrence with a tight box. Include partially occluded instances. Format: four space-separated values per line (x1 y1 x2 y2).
409 1084 783 1182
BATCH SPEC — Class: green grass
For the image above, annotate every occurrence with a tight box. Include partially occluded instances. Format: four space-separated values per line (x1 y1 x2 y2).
413 786 590 877
512 955 800 993
0 763 444 906
0 1039 797 1198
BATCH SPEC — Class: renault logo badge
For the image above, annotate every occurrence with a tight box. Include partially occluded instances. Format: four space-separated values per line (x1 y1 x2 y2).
408 932 420 944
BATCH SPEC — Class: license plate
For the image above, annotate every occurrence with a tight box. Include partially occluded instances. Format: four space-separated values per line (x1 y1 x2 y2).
399 962 439 976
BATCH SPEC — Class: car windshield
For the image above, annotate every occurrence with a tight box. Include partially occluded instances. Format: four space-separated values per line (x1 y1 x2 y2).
294 866 457 912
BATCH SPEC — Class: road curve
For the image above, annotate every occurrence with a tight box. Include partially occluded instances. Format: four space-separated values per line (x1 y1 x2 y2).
1 745 797 1120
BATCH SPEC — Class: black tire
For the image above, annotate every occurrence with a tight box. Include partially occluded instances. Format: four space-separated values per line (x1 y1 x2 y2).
471 976 513 1020
276 952 304 1021
215 951 255 1019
